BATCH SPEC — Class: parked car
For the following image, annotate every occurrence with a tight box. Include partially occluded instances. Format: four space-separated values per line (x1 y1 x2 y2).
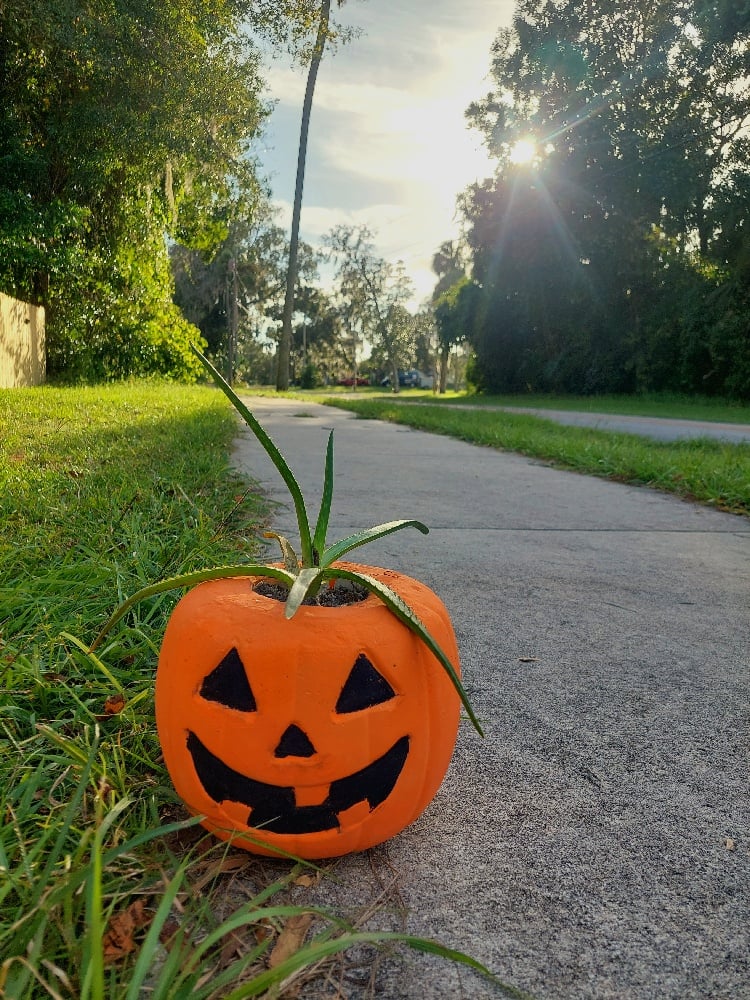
336 375 370 386
381 369 431 388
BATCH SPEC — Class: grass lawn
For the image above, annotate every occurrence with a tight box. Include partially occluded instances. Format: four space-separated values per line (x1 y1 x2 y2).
0 383 504 999
371 390 750 424
276 385 750 425
322 397 750 517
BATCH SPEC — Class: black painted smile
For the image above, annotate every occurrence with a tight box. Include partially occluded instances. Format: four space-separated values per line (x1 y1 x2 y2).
186 731 410 835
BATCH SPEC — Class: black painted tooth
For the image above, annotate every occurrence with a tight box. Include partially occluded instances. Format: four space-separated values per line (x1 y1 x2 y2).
186 731 409 836
328 736 409 812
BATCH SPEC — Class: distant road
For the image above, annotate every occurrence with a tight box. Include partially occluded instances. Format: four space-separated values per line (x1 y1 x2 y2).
491 406 750 443
336 394 750 443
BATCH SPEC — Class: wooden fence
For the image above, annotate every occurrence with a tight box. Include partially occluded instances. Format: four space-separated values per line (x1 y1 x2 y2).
0 292 46 388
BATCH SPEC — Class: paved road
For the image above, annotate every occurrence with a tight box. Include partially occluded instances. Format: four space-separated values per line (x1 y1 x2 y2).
229 396 749 1000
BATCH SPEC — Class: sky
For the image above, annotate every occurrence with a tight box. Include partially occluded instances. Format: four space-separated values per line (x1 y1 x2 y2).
255 0 516 308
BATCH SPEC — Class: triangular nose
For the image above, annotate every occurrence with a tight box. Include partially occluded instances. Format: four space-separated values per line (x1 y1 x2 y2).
274 724 316 758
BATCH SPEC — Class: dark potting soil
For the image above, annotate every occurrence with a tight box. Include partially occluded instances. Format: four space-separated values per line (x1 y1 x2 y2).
254 579 369 607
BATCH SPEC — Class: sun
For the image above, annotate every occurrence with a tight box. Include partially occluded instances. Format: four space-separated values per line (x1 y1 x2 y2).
509 138 537 165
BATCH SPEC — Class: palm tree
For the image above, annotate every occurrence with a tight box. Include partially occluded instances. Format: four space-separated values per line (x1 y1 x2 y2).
276 0 332 391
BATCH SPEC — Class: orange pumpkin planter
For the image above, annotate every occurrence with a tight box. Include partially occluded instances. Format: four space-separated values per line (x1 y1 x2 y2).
155 562 461 858
91 348 481 860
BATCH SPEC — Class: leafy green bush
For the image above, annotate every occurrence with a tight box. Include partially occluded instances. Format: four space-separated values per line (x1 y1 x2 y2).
299 361 319 388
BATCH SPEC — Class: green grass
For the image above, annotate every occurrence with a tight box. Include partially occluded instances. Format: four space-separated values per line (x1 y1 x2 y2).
0 382 515 999
323 397 750 517
398 390 750 424
266 383 750 423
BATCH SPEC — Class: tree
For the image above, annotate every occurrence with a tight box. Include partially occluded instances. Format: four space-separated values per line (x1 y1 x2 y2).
172 212 326 385
274 0 361 390
430 241 469 392
289 285 343 379
325 225 415 391
411 308 438 377
0 0 272 379
248 0 358 389
433 277 481 393
431 240 467 301
276 0 333 390
249 0 357 56
460 0 750 396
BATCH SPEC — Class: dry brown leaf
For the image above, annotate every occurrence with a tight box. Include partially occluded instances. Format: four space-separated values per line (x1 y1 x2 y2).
102 899 150 964
253 918 276 950
218 928 247 968
724 837 737 851
293 873 319 888
189 853 251 893
268 913 314 968
104 693 126 715
159 914 181 947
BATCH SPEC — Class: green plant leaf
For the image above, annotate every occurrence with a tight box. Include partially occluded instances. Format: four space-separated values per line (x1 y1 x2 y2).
192 345 314 566
88 564 296 653
285 566 325 617
320 519 429 567
263 531 300 573
319 567 483 736
312 430 334 562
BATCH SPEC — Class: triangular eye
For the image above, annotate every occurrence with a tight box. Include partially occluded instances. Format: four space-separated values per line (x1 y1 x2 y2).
335 654 396 714
200 647 257 711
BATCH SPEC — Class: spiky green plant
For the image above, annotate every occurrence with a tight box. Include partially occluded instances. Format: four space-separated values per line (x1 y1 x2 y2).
91 347 481 735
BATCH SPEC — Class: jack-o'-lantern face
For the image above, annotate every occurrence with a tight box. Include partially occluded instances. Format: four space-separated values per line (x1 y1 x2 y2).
187 649 409 836
155 563 461 859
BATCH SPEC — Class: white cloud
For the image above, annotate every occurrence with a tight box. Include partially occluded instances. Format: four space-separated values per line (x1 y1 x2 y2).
259 0 510 307
272 198 407 242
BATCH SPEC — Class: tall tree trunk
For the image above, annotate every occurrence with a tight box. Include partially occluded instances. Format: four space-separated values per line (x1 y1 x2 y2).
439 343 449 393
276 0 331 391
390 356 400 393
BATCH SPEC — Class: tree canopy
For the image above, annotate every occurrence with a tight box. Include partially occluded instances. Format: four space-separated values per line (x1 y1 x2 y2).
325 224 415 390
0 0 320 379
460 0 750 397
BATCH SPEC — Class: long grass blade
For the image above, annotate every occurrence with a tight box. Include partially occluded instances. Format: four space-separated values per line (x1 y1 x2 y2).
80 825 105 1000
59 632 124 693
124 866 188 1000
223 928 515 999
192 346 314 565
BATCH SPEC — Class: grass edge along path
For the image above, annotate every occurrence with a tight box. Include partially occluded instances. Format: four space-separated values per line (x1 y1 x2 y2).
385 390 750 424
0 383 520 1000
323 397 750 518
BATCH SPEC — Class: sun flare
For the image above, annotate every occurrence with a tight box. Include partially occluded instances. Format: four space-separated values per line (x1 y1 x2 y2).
509 138 537 165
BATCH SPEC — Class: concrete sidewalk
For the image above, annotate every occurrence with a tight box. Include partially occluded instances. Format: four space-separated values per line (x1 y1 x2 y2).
486 406 750 443
230 396 749 1000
